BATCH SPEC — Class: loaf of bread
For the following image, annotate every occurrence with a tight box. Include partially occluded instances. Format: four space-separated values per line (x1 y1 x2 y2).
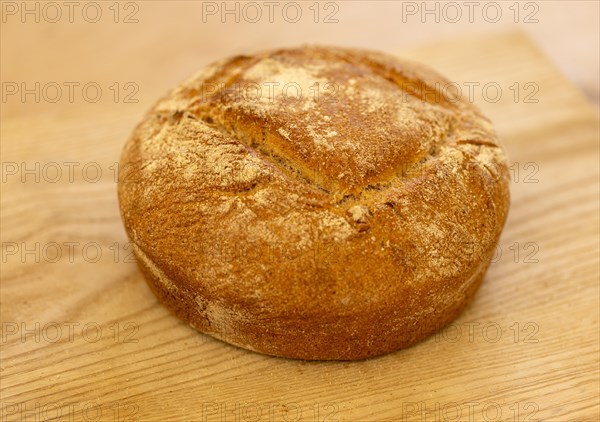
118 46 510 360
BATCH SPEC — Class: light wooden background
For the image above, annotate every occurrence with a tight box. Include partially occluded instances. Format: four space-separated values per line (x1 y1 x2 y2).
1 2 599 421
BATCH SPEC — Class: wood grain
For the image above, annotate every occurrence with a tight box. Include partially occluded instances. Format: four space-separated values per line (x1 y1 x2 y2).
1 25 599 422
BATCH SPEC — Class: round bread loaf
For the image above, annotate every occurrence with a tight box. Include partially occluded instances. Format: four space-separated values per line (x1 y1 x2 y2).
118 46 510 360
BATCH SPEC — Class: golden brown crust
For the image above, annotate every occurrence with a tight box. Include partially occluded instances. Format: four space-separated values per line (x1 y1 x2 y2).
118 46 510 360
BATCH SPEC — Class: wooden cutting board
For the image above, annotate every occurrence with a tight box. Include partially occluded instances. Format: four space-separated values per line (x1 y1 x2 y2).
1 31 598 421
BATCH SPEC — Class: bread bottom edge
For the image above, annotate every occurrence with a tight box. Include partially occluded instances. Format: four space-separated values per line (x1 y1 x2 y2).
132 242 487 361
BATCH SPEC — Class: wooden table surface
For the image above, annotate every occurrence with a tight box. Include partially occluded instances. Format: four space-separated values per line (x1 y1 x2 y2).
1 2 599 421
